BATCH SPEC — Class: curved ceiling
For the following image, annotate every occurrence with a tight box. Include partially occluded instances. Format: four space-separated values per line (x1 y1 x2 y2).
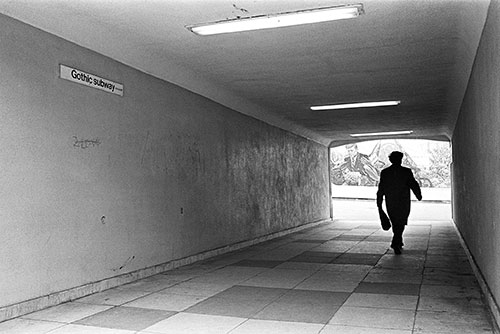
0 0 490 146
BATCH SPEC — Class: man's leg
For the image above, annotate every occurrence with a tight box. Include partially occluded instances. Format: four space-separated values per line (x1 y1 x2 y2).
391 224 405 254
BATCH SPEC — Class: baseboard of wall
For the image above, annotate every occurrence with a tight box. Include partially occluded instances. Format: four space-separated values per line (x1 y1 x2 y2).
0 218 331 323
452 219 500 334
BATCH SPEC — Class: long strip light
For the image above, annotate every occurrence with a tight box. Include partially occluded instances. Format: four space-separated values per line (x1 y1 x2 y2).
311 100 400 111
350 130 413 137
187 4 364 36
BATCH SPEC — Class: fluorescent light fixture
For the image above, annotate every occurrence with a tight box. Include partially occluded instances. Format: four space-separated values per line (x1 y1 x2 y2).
187 4 364 36
350 130 414 137
311 100 400 111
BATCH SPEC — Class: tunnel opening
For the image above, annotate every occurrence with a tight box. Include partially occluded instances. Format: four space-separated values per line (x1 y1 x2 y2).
328 139 452 220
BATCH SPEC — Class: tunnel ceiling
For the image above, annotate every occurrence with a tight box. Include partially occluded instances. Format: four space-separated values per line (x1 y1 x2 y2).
0 0 490 146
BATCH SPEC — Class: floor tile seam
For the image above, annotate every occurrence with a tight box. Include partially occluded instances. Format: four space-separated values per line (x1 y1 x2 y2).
21 305 125 327
224 317 254 334
287 267 340 291
278 263 327 272
84 294 217 320
423 267 475 273
342 303 418 312
415 308 495 316
133 289 217 300
264 297 350 308
227 263 283 270
355 263 375 287
11 317 68 327
365 268 425 274
47 322 114 332
248 267 321 278
237 289 304 321
296 250 344 257
37 323 70 333
249 312 336 326
71 280 189 308
72 299 148 308
412 236 430 334
309 274 366 282
350 291 421 298
354 290 420 297
357 278 422 287
98 300 195 316
224 318 328 334
329 319 413 331
416 306 495 316
200 268 267 284
339 298 420 310
112 283 190 305
72 311 178 332
421 282 480 288
19 304 118 325
206 287 293 304
362 281 424 286
15 314 54 323
324 323 414 334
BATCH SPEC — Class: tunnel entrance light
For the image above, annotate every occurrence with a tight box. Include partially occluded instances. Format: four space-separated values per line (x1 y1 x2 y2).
311 100 400 111
187 4 364 36
350 130 413 137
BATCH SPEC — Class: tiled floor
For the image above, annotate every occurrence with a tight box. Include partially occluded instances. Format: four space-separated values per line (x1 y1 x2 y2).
1 218 497 333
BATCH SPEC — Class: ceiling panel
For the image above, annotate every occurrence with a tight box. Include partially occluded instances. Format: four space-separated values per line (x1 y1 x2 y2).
0 0 490 145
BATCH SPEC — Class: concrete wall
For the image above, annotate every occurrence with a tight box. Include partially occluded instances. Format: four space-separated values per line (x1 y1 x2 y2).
0 15 330 310
452 0 500 323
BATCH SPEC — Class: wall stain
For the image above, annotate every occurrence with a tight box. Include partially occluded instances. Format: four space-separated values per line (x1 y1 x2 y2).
73 136 101 149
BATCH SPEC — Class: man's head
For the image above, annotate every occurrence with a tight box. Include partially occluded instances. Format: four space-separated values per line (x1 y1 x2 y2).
346 144 359 158
389 151 404 165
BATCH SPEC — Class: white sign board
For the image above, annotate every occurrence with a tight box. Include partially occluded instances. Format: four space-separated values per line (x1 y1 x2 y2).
60 64 123 96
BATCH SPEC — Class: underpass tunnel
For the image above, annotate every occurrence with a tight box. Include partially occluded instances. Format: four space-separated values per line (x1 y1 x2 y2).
0 1 499 332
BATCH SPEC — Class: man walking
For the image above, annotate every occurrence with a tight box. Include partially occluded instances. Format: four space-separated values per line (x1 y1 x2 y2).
377 151 422 254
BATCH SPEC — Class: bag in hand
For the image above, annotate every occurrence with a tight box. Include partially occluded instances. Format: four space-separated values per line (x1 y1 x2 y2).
378 207 391 231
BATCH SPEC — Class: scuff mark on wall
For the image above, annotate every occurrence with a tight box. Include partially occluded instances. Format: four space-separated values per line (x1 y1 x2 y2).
232 4 249 13
112 256 135 272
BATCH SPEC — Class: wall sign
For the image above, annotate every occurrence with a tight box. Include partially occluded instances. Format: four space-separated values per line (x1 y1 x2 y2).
60 64 123 96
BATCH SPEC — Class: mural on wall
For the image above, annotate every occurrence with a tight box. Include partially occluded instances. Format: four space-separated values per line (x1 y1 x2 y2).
330 139 451 188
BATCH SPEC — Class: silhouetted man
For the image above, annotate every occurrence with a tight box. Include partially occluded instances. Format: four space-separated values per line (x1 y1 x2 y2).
376 151 422 254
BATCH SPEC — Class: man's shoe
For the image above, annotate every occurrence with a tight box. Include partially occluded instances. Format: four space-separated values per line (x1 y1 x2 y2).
394 247 402 255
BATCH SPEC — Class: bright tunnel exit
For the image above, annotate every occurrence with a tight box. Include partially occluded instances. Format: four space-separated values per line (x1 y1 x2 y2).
329 139 452 221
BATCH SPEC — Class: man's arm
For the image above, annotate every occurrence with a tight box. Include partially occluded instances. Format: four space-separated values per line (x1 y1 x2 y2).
376 170 385 208
408 170 422 201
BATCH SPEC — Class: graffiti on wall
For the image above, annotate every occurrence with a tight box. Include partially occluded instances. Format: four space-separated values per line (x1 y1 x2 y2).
330 140 451 188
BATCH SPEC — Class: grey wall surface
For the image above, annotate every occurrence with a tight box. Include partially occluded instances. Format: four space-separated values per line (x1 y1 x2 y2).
0 15 330 308
452 0 500 314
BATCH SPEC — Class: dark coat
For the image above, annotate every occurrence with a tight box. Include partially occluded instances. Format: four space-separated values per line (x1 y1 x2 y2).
376 164 422 224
